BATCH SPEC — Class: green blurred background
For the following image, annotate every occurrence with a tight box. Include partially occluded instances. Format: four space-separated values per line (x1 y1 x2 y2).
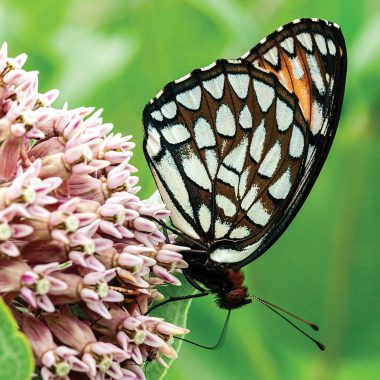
3 0 379 379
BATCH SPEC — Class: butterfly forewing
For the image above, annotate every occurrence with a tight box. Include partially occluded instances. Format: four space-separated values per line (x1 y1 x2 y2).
142 18 346 267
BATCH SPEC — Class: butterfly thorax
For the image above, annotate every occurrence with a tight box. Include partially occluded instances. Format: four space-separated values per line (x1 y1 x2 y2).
182 251 252 310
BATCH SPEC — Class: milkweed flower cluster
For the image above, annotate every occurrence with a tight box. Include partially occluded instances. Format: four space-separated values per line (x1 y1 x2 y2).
0 42 190 380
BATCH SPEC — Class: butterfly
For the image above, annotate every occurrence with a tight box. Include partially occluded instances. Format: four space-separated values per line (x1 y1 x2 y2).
142 18 346 319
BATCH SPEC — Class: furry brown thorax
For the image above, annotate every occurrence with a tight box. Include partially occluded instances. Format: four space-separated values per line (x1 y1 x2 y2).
183 254 252 310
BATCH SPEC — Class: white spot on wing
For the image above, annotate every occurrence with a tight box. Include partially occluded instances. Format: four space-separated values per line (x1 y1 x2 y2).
227 59 241 64
182 152 212 191
194 117 216 149
215 218 231 238
198 204 211 232
276 99 293 131
176 86 202 110
269 168 292 200
253 80 275 112
263 46 279 66
327 39 336 55
222 137 248 173
210 238 264 263
238 168 249 198
203 74 225 99
216 194 237 217
146 127 161 158
258 141 281 178
242 185 259 210
248 199 271 226
217 165 239 193
280 37 295 54
290 56 304 79
156 151 194 218
174 73 191 83
205 150 218 179
228 73 250 99
315 34 327 55
297 33 313 51
201 61 217 71
239 105 252 130
216 104 236 137
160 101 177 119
311 101 324 135
250 120 266 163
289 125 304 158
162 124 190 144
229 226 251 239
151 110 163 121
241 50 250 59
307 54 326 95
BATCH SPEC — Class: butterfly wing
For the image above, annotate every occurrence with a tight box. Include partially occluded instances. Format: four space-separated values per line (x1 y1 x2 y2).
142 18 346 267
233 18 347 266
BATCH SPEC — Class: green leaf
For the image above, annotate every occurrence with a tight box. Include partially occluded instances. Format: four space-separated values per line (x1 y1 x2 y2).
146 275 195 380
0 298 34 380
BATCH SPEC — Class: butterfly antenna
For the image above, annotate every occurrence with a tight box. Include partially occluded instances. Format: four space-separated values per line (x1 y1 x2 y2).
249 294 325 351
175 310 231 350
250 294 320 331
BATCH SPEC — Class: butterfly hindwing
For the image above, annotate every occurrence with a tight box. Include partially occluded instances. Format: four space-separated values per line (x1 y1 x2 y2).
142 18 346 267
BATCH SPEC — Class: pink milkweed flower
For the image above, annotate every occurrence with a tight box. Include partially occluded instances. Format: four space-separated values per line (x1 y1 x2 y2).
0 215 33 257
0 42 190 379
40 346 90 380
2 159 61 208
22 315 89 379
80 269 124 319
67 222 112 271
44 312 128 380
20 262 68 312
82 342 129 380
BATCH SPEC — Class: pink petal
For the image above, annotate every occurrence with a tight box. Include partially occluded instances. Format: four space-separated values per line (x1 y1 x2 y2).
82 353 97 377
0 241 20 257
118 253 144 267
21 271 39 285
131 345 143 365
80 288 99 302
48 276 68 292
55 346 78 357
152 265 181 286
11 223 33 238
86 301 111 319
20 287 37 308
69 251 88 267
33 262 59 275
42 351 56 367
144 331 165 348
116 225 134 239
37 294 55 312
67 356 89 372
84 270 109 285
85 255 105 272
106 361 124 378
99 220 122 239
103 289 124 303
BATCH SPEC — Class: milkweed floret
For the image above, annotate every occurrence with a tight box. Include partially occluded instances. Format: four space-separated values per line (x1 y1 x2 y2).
0 42 189 379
